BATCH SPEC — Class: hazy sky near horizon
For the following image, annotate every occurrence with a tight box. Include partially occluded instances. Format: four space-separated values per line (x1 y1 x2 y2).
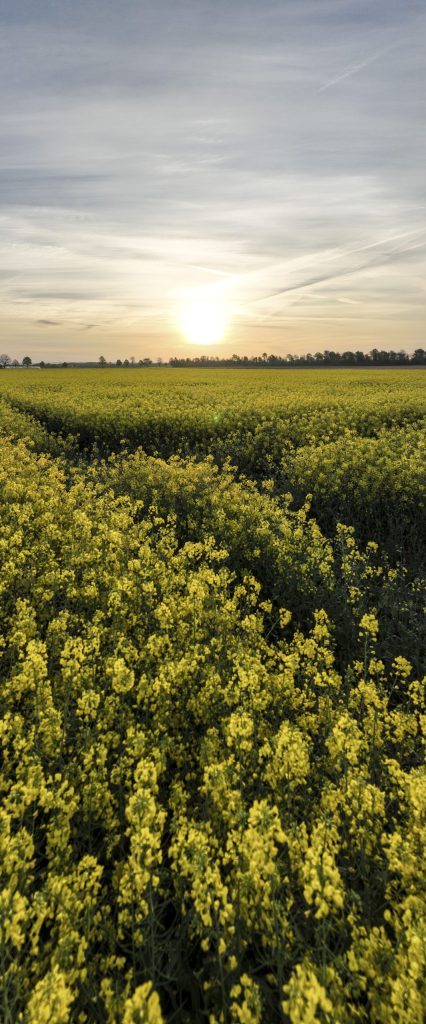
1 0 425 360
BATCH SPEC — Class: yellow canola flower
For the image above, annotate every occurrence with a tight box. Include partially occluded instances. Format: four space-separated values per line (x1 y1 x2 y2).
122 982 164 1024
230 974 263 1023
359 613 379 639
282 964 333 1024
265 721 310 791
27 966 74 1024
109 657 135 694
302 822 345 920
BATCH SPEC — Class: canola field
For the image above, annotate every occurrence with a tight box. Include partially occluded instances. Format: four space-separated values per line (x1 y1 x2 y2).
0 368 425 1023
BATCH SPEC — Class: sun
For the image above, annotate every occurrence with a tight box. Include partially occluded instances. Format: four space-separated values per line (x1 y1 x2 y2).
179 300 229 346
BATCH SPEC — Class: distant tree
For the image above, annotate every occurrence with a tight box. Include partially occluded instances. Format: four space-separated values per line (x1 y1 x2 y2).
130 355 135 365
412 348 425 364
116 358 123 367
123 358 130 367
0 353 11 368
40 360 45 368
62 362 68 368
99 355 107 367
22 355 32 368
12 359 20 367
142 357 152 366
397 350 409 364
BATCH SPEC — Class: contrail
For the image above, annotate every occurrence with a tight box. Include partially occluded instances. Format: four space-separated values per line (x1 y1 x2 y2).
250 237 426 307
177 229 425 320
184 264 235 278
187 229 424 303
317 42 400 92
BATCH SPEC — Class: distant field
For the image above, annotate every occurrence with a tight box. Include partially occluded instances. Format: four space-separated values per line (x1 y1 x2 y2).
1 367 425 1022
2 368 425 442
2 367 425 549
2 367 424 453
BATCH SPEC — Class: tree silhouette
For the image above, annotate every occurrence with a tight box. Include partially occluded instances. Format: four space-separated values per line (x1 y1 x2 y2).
0 353 11 368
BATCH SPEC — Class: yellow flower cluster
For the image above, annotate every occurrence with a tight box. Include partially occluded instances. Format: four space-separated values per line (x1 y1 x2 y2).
0 369 424 1021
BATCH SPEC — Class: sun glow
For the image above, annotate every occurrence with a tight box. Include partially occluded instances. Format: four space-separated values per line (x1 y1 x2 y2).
179 299 229 345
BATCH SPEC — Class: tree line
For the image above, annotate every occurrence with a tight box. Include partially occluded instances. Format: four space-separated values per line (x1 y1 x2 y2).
169 348 425 367
1 348 425 369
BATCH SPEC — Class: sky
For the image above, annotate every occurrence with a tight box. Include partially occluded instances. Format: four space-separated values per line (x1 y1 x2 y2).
0 0 425 361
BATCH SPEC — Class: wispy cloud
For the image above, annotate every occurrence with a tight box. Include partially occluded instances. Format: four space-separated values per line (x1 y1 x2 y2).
0 0 425 357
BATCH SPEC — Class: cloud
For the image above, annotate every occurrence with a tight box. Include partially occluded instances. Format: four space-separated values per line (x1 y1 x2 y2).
0 0 425 356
